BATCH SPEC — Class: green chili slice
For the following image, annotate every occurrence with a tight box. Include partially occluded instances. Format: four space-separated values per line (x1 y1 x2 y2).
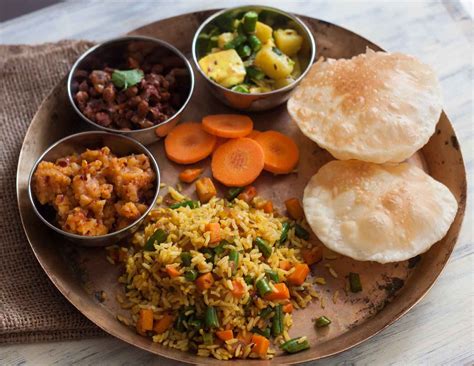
205 306 219 329
256 277 272 297
229 249 239 274
242 11 258 33
180 251 192 266
251 326 271 338
248 35 262 52
315 316 331 328
265 269 279 283
184 269 198 281
279 222 290 244
349 272 362 293
271 304 283 337
294 223 310 240
280 337 310 353
227 187 244 200
170 200 199 209
246 66 265 80
255 237 272 258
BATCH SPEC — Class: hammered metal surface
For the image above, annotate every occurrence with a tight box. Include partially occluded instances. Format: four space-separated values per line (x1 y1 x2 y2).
16 11 466 364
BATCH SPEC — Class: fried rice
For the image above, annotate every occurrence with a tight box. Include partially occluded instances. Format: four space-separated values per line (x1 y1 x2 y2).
111 195 319 360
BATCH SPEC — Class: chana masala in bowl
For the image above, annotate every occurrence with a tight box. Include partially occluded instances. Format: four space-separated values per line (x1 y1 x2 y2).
68 36 194 144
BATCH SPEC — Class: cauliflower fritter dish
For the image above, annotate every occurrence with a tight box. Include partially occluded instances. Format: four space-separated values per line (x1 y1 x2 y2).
32 147 156 236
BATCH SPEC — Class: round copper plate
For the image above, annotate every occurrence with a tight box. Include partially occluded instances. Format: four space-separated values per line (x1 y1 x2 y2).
16 10 467 365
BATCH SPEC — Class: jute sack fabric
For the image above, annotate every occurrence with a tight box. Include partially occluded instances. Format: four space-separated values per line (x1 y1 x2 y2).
0 40 106 343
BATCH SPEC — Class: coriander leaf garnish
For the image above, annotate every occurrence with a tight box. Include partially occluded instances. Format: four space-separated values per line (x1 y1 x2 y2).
111 69 144 89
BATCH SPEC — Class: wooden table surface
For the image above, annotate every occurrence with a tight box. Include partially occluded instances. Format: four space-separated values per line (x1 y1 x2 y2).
0 1 472 365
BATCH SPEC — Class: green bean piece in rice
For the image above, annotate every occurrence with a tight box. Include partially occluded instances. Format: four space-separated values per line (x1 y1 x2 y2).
144 228 168 251
116 196 319 360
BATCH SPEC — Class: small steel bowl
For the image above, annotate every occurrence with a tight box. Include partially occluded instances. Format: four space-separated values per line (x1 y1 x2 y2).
67 36 195 145
28 131 160 247
192 6 316 112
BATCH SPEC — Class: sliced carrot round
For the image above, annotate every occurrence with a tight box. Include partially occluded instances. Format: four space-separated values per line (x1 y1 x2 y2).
213 137 228 153
254 130 300 174
164 122 216 164
211 138 264 187
247 130 261 139
202 114 254 138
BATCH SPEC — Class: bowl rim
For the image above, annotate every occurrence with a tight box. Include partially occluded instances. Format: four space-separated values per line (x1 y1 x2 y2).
191 5 316 96
27 130 161 241
67 35 195 135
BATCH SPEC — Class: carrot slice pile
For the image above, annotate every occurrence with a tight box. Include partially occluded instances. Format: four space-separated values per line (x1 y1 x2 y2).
202 114 254 138
247 130 261 139
211 138 264 187
254 130 300 174
164 122 216 164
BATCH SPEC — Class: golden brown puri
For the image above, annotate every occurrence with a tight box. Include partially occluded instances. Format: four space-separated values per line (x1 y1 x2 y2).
303 160 457 263
288 49 442 163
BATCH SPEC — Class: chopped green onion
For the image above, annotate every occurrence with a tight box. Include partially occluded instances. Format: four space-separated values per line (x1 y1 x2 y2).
174 309 187 332
265 269 279 283
349 272 362 293
280 337 310 353
256 277 272 297
248 35 262 52
279 222 290 244
188 317 203 330
184 269 198 281
229 249 239 274
237 44 252 58
315 316 331 328
213 241 227 255
251 326 271 338
242 11 258 33
201 248 215 263
170 200 199 209
246 66 265 80
244 275 254 285
180 252 192 266
224 34 247 50
271 304 283 336
231 84 250 93
227 187 244 200
144 229 168 251
202 332 214 345
295 223 310 240
255 237 272 258
259 306 273 319
205 306 219 329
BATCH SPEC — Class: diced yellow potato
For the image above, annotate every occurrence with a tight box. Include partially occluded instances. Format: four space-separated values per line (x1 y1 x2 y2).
274 29 303 56
254 43 294 79
255 21 273 43
274 76 296 89
198 49 246 87
217 32 234 49
291 55 302 78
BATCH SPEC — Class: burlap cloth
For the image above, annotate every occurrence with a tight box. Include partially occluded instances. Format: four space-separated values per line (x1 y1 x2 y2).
0 41 109 343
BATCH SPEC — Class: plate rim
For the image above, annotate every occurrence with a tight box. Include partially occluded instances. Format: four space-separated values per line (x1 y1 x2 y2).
15 9 468 364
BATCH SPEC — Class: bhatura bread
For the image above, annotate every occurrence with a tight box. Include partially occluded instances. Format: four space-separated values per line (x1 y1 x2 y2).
288 49 442 163
303 160 458 263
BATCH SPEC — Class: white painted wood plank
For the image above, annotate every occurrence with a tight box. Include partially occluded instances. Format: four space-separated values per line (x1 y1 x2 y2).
0 1 472 365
